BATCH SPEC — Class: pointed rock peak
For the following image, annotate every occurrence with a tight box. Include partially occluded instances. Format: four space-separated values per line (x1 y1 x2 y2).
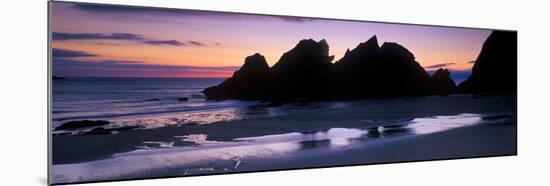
365 35 378 46
243 53 269 69
355 35 379 49
345 48 350 55
318 39 328 46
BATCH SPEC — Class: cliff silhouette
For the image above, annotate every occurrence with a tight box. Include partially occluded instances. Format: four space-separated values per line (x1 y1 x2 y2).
458 31 517 94
204 30 516 100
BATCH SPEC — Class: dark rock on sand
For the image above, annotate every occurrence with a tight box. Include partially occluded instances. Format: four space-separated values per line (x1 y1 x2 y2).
333 36 380 98
333 36 431 97
270 39 334 100
55 120 110 130
430 68 456 95
177 97 189 101
374 42 432 96
458 31 517 94
204 38 431 100
206 39 335 101
204 53 273 100
204 32 515 100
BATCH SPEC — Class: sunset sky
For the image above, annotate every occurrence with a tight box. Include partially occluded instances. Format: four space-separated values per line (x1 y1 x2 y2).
51 2 492 79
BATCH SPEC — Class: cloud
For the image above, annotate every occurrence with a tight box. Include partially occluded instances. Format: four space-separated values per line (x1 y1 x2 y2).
52 32 145 41
52 48 97 58
52 57 239 77
141 40 207 47
424 63 456 69
53 32 215 47
468 60 476 64
142 40 185 46
187 41 206 47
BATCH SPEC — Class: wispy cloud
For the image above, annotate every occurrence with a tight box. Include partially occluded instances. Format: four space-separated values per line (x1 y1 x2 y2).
142 40 185 46
53 32 215 47
424 62 456 69
53 32 145 41
187 41 207 47
52 48 98 58
468 60 476 64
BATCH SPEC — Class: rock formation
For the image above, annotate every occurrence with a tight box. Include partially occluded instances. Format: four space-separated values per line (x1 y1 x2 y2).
458 31 517 93
55 120 110 130
333 36 380 98
269 39 334 100
430 68 456 95
203 32 516 100
333 36 431 97
203 53 272 100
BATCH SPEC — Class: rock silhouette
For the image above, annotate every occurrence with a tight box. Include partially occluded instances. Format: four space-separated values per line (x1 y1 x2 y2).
458 31 517 94
430 68 456 95
333 36 432 97
270 39 334 100
203 53 273 100
204 32 516 100
55 120 110 130
333 36 380 98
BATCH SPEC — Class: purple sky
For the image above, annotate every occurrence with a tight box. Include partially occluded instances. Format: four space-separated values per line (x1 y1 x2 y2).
51 2 492 79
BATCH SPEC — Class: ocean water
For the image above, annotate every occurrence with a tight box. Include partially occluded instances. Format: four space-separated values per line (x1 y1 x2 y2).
53 78 236 128
52 78 339 131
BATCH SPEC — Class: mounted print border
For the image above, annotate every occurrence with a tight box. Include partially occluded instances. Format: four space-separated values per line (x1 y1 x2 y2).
48 1 517 185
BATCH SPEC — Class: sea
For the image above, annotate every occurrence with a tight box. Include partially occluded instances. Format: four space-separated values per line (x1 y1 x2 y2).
51 77 336 131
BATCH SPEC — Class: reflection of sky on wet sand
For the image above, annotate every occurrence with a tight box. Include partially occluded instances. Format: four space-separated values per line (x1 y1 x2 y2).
53 113 505 184
56 101 354 135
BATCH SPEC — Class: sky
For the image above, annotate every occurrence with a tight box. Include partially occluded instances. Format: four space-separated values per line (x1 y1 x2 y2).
51 2 492 80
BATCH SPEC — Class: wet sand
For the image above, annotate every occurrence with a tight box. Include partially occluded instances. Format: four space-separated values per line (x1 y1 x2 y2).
238 120 516 172
52 95 516 184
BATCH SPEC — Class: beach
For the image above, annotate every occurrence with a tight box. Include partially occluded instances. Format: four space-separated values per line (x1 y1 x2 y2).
52 95 516 184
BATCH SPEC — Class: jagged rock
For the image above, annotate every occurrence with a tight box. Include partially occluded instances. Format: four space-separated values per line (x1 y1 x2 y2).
334 37 431 97
203 53 272 100
55 120 110 130
270 39 334 100
458 31 517 93
376 42 431 96
203 33 515 100
333 36 380 97
430 68 456 95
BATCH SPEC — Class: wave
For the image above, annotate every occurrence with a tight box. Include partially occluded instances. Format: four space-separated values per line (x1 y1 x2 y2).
52 101 253 122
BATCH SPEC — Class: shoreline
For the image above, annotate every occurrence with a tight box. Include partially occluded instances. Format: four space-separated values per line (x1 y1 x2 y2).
238 120 516 172
53 95 516 164
52 117 516 184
